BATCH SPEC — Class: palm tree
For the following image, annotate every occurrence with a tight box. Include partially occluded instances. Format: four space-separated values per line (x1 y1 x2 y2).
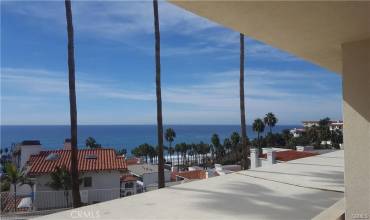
282 129 293 146
264 112 278 134
231 132 240 161
239 33 249 170
175 144 181 170
165 128 176 149
252 118 265 151
64 0 81 207
47 166 73 207
223 138 232 155
149 146 157 164
318 117 331 148
4 163 23 211
179 142 187 166
211 134 221 162
85 137 101 149
152 0 165 189
168 146 175 165
137 143 151 163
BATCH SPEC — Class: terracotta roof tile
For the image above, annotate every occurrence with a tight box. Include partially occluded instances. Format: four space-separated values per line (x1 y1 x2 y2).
120 174 138 182
171 170 207 181
260 150 318 162
28 149 127 175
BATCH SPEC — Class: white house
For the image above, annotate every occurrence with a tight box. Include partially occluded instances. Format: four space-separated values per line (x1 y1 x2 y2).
120 174 143 197
11 140 43 170
302 120 343 131
127 164 171 191
24 148 128 210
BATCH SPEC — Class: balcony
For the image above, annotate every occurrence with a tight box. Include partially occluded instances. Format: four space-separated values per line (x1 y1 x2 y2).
35 150 344 219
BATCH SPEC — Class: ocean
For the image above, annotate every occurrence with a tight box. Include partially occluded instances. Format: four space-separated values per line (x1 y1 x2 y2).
1 125 298 154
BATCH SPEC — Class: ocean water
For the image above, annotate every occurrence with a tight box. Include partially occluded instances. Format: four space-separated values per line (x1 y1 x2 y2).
1 125 297 153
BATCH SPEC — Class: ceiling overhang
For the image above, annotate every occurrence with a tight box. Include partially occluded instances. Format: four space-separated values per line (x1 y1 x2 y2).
170 1 370 74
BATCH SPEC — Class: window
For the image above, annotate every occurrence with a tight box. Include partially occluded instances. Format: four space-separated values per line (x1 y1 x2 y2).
46 153 60 161
84 177 92 187
84 154 97 159
125 182 134 188
126 192 132 196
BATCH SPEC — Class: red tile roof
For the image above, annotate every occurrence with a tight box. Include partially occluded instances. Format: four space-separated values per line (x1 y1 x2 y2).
0 193 28 213
120 174 138 182
27 149 127 176
171 170 207 181
260 150 318 162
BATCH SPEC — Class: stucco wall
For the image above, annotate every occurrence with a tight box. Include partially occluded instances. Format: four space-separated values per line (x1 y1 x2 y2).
342 38 370 219
19 145 42 169
34 171 122 210
142 171 170 186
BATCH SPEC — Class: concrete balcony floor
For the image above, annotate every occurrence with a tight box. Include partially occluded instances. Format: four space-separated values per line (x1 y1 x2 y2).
37 150 344 220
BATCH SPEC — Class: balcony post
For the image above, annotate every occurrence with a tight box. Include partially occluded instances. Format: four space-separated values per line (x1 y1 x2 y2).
342 38 370 219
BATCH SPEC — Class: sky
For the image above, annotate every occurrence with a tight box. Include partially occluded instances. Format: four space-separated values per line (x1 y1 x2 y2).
1 1 343 125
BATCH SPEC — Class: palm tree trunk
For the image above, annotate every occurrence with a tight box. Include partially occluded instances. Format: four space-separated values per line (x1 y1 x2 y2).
64 0 81 208
177 152 180 170
153 0 165 189
13 183 16 212
258 132 261 151
239 34 249 170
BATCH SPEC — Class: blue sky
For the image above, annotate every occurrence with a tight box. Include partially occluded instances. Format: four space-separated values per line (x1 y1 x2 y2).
1 1 342 125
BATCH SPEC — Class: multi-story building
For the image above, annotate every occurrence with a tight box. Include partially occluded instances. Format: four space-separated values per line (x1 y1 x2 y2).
302 120 343 131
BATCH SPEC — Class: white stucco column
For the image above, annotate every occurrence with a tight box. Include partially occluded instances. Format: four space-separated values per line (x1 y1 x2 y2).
250 148 259 168
342 38 370 219
267 148 276 165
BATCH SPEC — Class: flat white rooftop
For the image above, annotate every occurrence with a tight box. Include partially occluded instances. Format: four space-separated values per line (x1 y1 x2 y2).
37 151 344 220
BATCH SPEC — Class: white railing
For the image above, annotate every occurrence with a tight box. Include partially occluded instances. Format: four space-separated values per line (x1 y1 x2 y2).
1 188 122 213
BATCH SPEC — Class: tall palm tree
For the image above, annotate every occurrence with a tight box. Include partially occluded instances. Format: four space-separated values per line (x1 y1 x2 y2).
264 112 278 133
168 146 175 165
165 128 176 149
153 0 165 188
175 144 181 170
239 33 249 170
64 0 81 207
252 118 265 151
4 163 23 211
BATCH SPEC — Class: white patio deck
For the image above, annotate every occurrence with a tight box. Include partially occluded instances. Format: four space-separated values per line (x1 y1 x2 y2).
36 150 344 220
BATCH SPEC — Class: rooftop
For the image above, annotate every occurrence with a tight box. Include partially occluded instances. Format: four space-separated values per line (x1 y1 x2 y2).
171 170 207 181
37 150 344 220
260 150 318 162
120 174 138 182
20 140 41 146
128 164 161 176
27 149 127 175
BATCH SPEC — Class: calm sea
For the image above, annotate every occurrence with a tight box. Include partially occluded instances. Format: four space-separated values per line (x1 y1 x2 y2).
1 125 298 154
